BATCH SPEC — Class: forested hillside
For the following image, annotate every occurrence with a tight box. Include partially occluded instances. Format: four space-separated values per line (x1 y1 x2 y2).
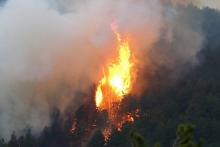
0 5 220 147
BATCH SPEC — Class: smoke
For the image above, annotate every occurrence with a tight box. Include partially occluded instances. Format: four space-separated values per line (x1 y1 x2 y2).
169 0 220 10
0 0 207 139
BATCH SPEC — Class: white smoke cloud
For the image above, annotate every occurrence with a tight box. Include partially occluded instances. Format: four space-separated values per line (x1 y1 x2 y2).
0 0 163 139
0 0 75 139
0 0 205 139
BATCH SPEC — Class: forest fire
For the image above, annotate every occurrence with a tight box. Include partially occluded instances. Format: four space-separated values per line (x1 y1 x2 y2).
95 23 134 109
95 24 137 140
70 119 77 133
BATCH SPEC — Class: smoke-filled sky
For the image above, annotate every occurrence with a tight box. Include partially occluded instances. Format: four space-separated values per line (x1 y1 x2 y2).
169 0 220 10
0 0 216 139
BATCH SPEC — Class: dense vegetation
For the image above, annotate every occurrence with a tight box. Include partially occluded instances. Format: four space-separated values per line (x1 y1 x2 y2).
1 6 220 147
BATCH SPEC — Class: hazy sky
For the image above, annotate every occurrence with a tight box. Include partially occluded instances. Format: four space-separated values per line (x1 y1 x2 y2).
200 0 220 9
172 0 220 10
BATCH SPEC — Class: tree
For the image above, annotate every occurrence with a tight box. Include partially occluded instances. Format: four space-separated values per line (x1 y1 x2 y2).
0 138 7 147
153 143 161 147
87 130 105 147
8 133 18 147
173 123 204 147
23 129 36 147
129 130 147 147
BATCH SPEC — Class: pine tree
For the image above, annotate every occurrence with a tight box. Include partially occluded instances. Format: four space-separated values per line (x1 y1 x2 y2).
173 123 204 147
129 130 147 147
87 130 105 147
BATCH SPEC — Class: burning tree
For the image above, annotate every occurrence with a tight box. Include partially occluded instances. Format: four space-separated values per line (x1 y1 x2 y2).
94 23 138 140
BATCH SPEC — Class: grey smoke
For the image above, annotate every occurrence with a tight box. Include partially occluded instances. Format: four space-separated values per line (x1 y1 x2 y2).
168 0 220 10
0 0 209 139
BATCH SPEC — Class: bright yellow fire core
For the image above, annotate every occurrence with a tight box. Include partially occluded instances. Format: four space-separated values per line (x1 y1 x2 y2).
95 29 133 109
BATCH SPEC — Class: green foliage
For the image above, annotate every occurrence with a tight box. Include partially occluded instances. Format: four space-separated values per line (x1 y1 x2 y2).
129 131 161 147
129 130 147 147
153 143 161 147
173 123 204 147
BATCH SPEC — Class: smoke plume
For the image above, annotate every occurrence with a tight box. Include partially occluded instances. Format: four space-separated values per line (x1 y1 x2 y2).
0 0 207 139
168 0 220 10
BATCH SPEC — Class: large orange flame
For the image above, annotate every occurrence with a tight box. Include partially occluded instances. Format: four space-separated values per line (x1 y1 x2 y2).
95 24 137 140
69 24 139 144
95 24 133 109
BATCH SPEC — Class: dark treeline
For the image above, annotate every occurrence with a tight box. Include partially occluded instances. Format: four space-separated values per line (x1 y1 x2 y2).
1 5 220 147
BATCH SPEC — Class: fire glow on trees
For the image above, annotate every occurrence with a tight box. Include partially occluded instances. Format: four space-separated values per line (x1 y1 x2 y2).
95 23 137 140
95 23 134 108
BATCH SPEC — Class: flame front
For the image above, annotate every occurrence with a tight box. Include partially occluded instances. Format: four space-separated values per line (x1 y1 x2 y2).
95 25 136 140
95 29 133 109
109 40 132 96
95 77 105 107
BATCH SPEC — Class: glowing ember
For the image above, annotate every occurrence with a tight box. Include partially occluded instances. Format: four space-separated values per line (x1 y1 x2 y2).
103 128 112 142
70 119 77 133
116 112 135 131
101 109 140 141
